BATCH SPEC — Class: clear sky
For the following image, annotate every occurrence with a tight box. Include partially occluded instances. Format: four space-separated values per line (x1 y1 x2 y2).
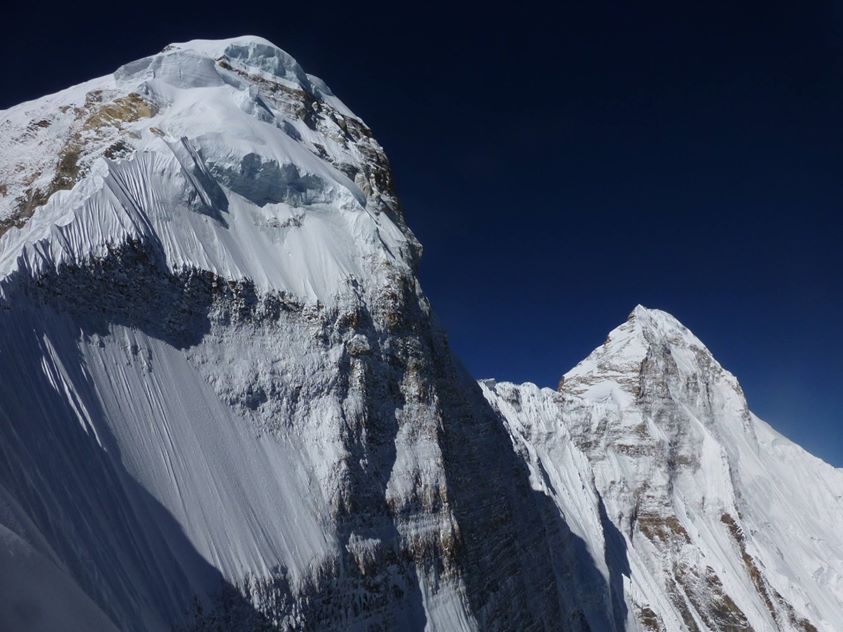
3 1 841 466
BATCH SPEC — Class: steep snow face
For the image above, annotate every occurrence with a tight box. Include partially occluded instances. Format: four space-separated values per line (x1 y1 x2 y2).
0 35 417 304
0 37 595 632
482 306 843 632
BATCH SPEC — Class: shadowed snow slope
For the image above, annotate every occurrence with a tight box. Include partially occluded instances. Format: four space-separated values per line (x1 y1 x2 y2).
482 305 843 631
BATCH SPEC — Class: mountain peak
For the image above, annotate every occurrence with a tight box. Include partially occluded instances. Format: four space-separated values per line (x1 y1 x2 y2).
160 35 310 86
620 304 711 357
485 315 843 632
172 34 277 50
561 305 724 402
0 34 414 304
628 304 692 338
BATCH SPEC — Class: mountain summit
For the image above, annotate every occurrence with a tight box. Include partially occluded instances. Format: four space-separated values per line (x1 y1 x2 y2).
0 35 417 302
2 38 842 632
483 307 843 631
563 305 723 394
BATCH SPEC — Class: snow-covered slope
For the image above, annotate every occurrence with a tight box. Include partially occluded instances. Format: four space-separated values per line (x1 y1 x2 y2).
0 36 599 631
3 36 840 632
0 36 417 303
482 306 843 631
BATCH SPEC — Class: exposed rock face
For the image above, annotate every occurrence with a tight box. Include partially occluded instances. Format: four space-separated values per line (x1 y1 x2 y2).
482 306 843 631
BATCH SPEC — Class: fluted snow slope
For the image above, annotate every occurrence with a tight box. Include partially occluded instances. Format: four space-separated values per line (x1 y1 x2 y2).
482 306 843 631
0 36 418 304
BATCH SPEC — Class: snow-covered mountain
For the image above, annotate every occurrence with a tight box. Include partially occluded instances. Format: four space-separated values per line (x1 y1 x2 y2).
0 35 593 632
1 36 841 632
482 306 843 631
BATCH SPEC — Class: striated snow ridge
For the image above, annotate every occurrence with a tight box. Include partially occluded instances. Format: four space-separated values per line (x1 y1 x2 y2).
0 35 416 304
482 305 843 631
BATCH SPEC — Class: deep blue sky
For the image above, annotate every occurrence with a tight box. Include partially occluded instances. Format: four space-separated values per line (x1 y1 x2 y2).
3 1 842 466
